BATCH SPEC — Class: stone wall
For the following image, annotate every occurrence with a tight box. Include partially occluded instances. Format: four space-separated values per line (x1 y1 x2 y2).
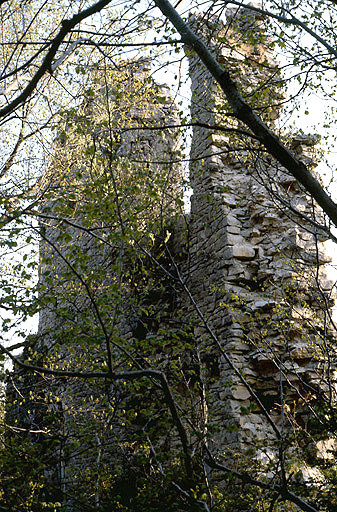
186 9 336 477
38 59 182 349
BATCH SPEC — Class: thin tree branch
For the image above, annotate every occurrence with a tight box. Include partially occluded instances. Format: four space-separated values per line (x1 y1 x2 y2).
226 0 337 59
2 341 192 475
0 0 113 118
205 455 320 512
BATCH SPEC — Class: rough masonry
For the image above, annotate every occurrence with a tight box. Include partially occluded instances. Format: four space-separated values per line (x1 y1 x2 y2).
186 9 336 478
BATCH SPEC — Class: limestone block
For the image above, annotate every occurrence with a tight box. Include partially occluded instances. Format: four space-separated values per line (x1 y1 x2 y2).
316 439 336 460
319 278 335 291
251 298 276 311
221 193 238 207
299 467 325 484
226 213 241 226
225 341 251 352
274 268 293 279
227 233 245 245
231 386 251 400
290 343 313 359
230 322 243 330
282 361 302 372
227 225 241 234
232 244 256 260
240 414 263 428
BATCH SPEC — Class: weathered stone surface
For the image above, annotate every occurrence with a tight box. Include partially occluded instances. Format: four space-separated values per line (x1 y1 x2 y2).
290 343 313 359
316 439 336 460
250 299 276 311
231 386 251 400
232 244 256 260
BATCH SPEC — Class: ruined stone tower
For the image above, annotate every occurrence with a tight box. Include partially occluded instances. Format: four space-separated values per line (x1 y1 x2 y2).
38 59 181 350
5 9 337 512
186 9 336 477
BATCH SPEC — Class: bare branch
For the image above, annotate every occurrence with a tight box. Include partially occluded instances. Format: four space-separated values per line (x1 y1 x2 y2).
205 455 320 512
0 0 113 118
226 0 337 59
